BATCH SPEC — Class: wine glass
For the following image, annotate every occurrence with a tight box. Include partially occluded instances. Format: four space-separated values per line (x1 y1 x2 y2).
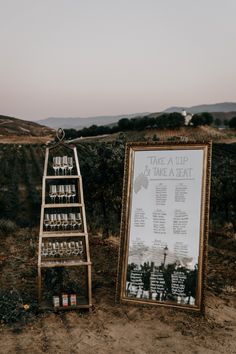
57 185 65 203
68 213 72 230
68 157 73 175
51 214 57 230
69 213 76 230
79 240 83 255
65 185 72 203
74 242 79 256
61 213 68 230
55 242 59 256
44 214 50 231
70 242 76 256
75 213 82 229
49 185 57 203
66 242 72 256
53 157 61 175
41 242 48 257
44 243 49 257
56 213 61 230
61 156 68 175
63 242 67 255
71 185 76 203
59 242 64 256
48 242 53 256
51 243 56 256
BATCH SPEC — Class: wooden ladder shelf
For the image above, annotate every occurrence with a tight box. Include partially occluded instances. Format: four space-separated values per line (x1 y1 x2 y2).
38 135 92 310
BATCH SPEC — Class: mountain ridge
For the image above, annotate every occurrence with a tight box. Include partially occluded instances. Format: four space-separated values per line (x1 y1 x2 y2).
37 102 236 129
163 102 236 114
37 113 149 130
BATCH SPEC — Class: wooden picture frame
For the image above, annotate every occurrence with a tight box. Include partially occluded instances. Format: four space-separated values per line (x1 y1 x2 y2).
116 142 212 313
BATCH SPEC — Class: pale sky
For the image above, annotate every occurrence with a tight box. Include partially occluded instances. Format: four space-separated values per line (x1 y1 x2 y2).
1 0 236 121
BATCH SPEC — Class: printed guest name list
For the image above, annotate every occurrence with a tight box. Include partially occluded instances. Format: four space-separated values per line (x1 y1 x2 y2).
129 148 204 268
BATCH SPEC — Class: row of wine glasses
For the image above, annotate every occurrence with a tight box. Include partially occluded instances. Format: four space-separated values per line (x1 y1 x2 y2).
49 184 77 203
44 213 82 231
52 156 74 175
41 241 84 258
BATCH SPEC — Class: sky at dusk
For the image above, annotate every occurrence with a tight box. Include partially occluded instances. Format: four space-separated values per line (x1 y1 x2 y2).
1 0 236 121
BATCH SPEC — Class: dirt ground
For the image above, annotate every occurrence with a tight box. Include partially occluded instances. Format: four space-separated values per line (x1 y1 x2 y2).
0 230 235 354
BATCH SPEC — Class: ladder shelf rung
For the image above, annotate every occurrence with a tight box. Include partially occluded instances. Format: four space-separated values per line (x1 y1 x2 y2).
40 260 91 268
41 232 87 238
44 175 81 179
43 203 83 208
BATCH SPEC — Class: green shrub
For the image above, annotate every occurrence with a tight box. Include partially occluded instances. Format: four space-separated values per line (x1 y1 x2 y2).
0 288 37 325
0 289 24 324
0 219 17 235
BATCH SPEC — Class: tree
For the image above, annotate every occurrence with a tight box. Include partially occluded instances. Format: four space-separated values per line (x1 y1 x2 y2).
191 114 204 127
191 112 213 127
223 119 229 126
214 118 222 127
229 116 236 129
118 118 132 131
155 114 168 129
64 129 78 139
201 112 213 125
166 113 185 129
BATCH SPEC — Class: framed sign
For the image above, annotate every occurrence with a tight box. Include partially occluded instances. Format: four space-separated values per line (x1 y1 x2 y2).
117 142 211 312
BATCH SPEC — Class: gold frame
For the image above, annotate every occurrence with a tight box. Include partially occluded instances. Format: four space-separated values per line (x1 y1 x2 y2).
116 141 212 313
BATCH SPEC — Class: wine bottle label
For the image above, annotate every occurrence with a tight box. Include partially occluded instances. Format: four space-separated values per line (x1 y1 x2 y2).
62 294 68 307
53 296 60 307
70 294 77 306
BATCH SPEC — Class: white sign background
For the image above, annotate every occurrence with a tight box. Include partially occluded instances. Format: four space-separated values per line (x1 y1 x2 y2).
128 149 204 268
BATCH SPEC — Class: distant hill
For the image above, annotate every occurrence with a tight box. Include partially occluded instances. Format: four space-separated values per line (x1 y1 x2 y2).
0 115 54 137
37 113 149 129
164 102 236 114
38 103 236 130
